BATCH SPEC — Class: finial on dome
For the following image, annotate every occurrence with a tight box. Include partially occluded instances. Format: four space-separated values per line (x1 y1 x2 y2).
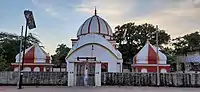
146 39 149 43
94 6 97 15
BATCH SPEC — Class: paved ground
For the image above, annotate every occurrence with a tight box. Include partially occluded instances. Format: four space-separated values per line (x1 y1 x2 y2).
0 86 200 92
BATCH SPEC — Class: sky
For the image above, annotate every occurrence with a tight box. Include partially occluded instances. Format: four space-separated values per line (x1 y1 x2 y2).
0 0 200 55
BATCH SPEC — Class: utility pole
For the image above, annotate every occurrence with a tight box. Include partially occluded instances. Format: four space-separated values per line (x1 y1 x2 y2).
156 25 160 86
18 10 36 89
18 19 28 89
17 26 23 88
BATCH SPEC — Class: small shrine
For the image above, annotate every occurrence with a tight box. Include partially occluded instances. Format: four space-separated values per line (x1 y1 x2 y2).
132 41 170 73
11 44 54 72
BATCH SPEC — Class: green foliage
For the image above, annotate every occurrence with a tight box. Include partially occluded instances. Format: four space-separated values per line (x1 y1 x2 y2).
113 23 171 68
0 56 9 71
161 47 177 64
51 44 70 67
0 32 41 71
172 31 200 55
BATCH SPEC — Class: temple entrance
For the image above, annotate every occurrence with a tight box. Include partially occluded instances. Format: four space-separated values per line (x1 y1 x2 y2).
75 63 95 86
74 57 96 86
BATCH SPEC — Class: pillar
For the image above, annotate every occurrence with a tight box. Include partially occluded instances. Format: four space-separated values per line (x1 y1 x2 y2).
120 62 123 72
95 63 101 86
68 62 74 86
108 61 117 72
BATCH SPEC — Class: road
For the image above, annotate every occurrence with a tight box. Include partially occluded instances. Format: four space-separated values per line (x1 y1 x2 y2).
0 86 199 92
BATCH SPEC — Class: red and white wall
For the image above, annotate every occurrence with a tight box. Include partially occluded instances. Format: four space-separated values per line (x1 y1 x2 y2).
11 44 53 72
132 41 170 73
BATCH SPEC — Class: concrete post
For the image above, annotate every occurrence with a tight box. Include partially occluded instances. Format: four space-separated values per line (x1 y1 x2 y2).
68 62 74 86
95 63 101 86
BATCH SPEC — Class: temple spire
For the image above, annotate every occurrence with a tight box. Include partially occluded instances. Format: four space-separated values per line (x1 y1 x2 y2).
146 39 149 43
94 6 97 15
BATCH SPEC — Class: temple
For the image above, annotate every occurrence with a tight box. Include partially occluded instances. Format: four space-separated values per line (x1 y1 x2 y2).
11 44 54 72
132 41 170 73
66 9 123 86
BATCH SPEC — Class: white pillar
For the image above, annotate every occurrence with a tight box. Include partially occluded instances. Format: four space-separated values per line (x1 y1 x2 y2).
120 61 123 72
43 66 46 72
68 62 74 86
108 61 117 72
95 63 101 86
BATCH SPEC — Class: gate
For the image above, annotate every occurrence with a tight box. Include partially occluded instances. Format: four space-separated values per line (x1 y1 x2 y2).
75 63 95 86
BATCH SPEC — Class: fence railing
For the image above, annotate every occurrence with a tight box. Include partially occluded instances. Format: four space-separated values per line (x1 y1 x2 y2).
1 72 200 87
0 72 68 86
101 72 200 87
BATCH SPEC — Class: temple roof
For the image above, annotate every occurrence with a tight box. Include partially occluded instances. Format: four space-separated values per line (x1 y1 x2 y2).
133 41 167 64
66 34 122 60
15 44 51 63
77 15 113 38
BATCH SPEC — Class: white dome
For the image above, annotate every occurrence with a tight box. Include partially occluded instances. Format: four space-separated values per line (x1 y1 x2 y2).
77 15 113 39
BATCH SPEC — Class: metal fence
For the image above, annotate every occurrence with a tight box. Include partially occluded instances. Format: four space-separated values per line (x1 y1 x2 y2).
0 72 68 86
101 72 200 87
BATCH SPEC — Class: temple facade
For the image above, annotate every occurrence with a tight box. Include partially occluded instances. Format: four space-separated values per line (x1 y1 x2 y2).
66 11 123 86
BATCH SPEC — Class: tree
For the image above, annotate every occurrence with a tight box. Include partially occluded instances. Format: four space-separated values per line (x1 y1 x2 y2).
161 47 177 64
0 32 41 71
0 32 41 49
172 31 200 55
113 23 171 69
51 44 70 67
0 56 9 71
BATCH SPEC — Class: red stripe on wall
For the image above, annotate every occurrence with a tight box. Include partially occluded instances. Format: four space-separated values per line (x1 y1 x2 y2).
102 19 109 35
133 55 137 64
46 56 50 63
88 16 94 33
148 44 157 64
96 16 101 33
80 20 87 35
24 47 35 63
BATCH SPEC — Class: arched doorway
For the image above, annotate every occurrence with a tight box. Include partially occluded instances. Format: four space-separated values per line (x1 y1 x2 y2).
75 62 95 86
141 68 147 73
24 67 31 72
160 68 167 73
34 67 40 72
